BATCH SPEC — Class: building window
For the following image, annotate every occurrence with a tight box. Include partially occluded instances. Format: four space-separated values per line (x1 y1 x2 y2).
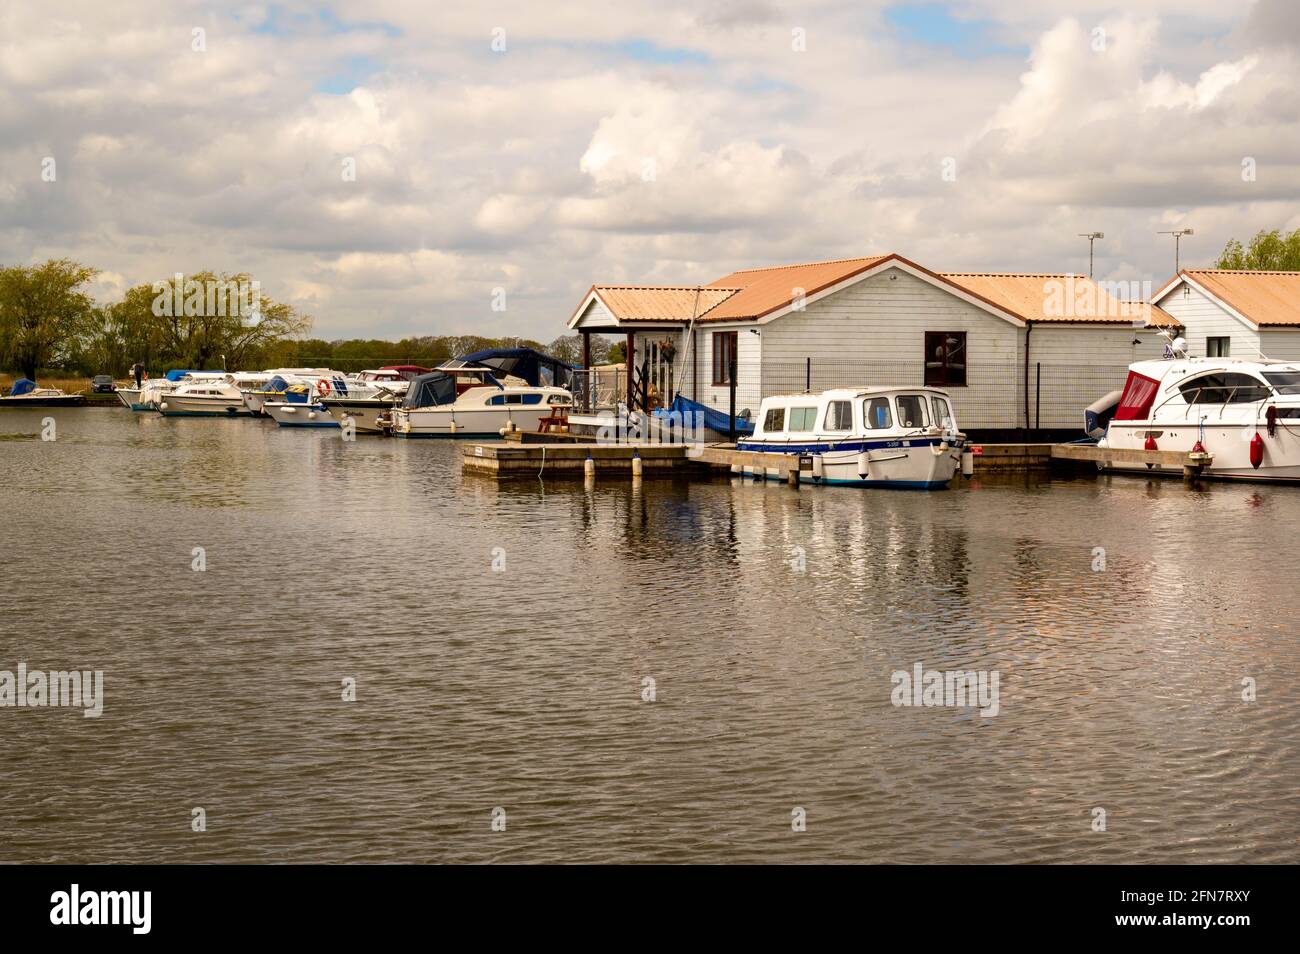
924 331 967 386
712 331 738 386
1207 336 1230 357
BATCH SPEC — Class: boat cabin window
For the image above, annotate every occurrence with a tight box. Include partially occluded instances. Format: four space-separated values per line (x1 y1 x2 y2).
788 407 817 431
488 393 544 406
824 400 853 431
762 407 785 433
1177 372 1270 404
931 396 954 429
863 397 892 430
1263 371 1300 394
895 394 929 428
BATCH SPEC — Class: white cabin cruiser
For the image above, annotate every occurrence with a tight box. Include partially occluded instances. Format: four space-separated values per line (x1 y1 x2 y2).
117 369 221 410
263 382 342 428
385 348 574 438
242 368 340 416
1096 353 1300 482
736 387 966 489
320 369 421 434
157 378 252 416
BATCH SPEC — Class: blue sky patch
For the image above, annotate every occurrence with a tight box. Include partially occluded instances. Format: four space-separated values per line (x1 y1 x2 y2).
884 4 1025 59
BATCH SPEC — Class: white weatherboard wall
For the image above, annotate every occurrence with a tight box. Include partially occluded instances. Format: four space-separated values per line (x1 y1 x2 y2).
1029 325 1165 428
573 298 615 330
756 267 1023 429
685 324 761 412
1258 331 1300 361
1155 284 1258 358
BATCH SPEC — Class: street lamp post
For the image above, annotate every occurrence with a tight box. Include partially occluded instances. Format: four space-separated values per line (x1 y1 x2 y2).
1078 232 1104 278
1158 228 1195 273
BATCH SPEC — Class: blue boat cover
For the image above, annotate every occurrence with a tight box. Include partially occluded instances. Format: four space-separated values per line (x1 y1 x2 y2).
458 348 573 388
165 369 204 382
265 375 289 392
655 393 754 436
9 378 36 396
403 371 458 409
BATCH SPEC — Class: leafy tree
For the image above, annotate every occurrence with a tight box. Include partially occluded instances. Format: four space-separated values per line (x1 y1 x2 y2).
104 271 313 371
1215 228 1300 270
0 259 98 379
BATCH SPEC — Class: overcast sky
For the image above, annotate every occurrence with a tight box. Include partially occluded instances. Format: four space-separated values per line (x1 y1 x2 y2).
2 1 1298 340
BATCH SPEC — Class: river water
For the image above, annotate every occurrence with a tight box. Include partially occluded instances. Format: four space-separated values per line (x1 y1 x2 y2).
1 406 1296 863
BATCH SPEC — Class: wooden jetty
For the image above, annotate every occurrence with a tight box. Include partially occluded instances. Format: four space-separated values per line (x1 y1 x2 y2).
463 441 1213 484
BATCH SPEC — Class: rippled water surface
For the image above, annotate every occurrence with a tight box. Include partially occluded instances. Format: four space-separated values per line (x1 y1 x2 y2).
1 407 1297 863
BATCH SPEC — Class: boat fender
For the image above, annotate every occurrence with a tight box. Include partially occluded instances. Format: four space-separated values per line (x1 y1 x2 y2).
159 401 168 411
961 450 974 477
632 450 643 478
449 421 458 434
930 441 949 456
498 427 507 437
857 450 870 478
307 410 316 419
812 455 824 480
1250 431 1264 469
584 453 595 477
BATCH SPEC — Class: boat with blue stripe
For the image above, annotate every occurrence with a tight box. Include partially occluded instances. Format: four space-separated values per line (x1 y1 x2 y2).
735 387 967 489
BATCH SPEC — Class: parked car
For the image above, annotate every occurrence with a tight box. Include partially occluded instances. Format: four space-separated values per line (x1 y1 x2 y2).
91 374 116 393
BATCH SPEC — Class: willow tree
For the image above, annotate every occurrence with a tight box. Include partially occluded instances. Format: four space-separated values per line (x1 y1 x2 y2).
109 271 313 370
0 259 98 379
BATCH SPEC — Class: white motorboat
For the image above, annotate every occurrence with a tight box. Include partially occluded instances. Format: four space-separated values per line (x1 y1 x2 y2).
263 383 340 428
386 349 574 438
157 379 252 417
1096 347 1300 482
0 379 86 407
320 370 414 434
242 368 340 416
119 370 225 411
736 387 966 489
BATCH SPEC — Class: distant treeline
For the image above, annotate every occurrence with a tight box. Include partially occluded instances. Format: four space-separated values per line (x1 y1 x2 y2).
0 257 620 379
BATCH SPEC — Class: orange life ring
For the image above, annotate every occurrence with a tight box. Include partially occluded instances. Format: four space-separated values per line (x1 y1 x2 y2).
315 378 332 396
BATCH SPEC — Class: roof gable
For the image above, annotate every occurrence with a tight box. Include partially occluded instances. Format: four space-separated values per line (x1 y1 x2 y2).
1155 270 1300 328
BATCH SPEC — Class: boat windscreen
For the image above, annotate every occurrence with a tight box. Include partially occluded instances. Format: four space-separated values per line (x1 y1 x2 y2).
403 371 458 408
1263 370 1300 394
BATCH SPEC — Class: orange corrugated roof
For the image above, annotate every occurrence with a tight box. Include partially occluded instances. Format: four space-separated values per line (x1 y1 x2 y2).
590 285 739 323
1143 303 1181 328
1180 270 1300 327
941 272 1141 323
698 255 893 322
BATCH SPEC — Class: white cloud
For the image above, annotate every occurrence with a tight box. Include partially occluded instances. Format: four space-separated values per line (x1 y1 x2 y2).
0 1 1297 340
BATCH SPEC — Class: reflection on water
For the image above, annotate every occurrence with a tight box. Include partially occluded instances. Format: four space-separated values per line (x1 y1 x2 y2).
1 408 1297 863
